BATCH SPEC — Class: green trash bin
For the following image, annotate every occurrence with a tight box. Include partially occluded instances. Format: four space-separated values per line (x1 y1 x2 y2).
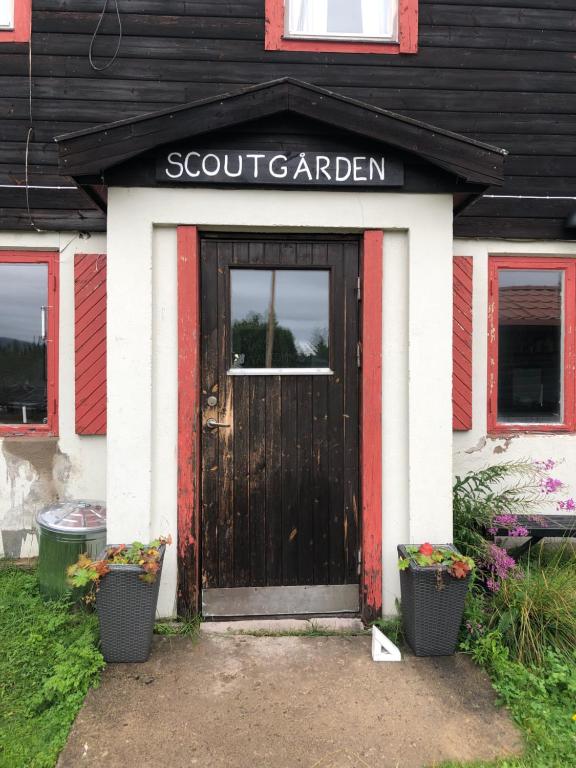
36 501 106 600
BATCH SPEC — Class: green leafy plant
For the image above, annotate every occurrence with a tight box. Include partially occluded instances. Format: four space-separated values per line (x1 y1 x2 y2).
67 535 171 604
452 460 548 560
398 542 474 579
0 564 104 767
489 552 576 666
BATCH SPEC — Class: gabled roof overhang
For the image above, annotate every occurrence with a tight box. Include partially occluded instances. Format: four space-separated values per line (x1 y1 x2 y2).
56 78 506 198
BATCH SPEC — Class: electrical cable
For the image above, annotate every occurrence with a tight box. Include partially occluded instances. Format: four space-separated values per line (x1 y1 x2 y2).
89 0 123 72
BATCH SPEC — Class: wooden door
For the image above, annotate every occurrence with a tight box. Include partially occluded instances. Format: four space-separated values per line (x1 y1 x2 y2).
200 235 360 616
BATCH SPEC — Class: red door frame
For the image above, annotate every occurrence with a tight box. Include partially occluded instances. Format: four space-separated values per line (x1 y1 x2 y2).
176 227 383 621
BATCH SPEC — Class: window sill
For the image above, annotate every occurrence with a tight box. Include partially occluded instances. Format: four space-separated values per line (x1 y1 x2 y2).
488 423 572 436
0 425 58 438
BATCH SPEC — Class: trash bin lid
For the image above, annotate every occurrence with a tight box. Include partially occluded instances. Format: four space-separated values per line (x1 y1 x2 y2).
37 500 106 533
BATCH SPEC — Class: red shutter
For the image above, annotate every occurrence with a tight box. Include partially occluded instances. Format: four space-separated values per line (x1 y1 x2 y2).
453 256 473 431
75 254 107 435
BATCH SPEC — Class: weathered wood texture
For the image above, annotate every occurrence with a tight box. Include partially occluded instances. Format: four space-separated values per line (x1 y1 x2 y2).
200 236 360 591
1 1 575 237
74 253 106 434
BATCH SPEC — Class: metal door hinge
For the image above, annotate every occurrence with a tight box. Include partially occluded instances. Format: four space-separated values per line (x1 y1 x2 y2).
357 276 361 301
356 341 361 368
357 547 362 575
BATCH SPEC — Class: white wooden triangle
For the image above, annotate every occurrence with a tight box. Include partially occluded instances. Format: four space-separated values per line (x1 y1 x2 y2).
371 626 402 662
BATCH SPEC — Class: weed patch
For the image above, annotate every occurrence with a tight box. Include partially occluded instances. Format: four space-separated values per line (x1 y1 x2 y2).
0 564 104 768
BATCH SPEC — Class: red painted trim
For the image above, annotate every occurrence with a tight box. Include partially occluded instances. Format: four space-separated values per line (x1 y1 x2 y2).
0 250 58 437
487 255 576 435
265 0 418 55
453 256 473 431
177 226 201 614
74 254 107 435
0 0 32 43
361 230 383 622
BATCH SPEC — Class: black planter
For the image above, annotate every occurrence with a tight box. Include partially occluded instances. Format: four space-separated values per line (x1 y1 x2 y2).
398 544 471 657
96 545 165 663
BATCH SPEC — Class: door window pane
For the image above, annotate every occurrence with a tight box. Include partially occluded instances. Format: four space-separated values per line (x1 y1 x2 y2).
498 269 563 423
0 264 48 424
231 269 330 369
287 0 397 41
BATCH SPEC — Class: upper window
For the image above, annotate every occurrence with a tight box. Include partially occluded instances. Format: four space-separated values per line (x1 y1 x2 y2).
0 0 31 43
265 0 417 54
287 0 398 42
0 252 58 435
488 257 575 433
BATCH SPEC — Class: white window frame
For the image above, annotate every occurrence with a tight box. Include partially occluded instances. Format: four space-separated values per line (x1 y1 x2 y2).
285 0 399 44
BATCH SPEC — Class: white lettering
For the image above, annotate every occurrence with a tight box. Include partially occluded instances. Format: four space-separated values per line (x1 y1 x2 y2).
353 156 367 181
269 154 288 179
246 153 266 178
184 151 201 178
335 156 352 182
165 152 184 179
369 156 386 182
294 152 313 181
316 155 331 180
224 154 243 178
202 153 221 176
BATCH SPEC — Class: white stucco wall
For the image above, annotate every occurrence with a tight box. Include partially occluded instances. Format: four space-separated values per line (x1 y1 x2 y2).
106 188 454 618
453 239 576 501
0 231 107 558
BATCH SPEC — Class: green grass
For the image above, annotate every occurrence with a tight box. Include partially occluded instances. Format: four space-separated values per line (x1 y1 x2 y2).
154 613 202 638
0 563 104 768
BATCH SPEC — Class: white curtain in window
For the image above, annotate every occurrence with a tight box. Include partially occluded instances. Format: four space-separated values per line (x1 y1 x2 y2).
289 0 329 34
289 1 396 38
0 0 15 29
360 0 396 37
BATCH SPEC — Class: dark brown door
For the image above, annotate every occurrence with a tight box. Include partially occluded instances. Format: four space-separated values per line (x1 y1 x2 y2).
200 235 360 616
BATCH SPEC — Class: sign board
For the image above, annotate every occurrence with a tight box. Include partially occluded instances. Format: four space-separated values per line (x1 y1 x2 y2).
156 149 404 187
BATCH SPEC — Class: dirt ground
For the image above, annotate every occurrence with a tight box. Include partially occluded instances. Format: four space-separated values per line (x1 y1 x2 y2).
58 633 522 768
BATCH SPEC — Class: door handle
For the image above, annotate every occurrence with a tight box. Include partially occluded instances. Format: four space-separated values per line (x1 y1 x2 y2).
206 418 231 430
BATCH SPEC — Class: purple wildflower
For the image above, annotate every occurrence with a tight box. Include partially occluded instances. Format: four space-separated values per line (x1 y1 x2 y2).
509 525 529 537
482 543 519 592
534 459 556 471
558 498 576 511
542 477 563 495
493 513 518 528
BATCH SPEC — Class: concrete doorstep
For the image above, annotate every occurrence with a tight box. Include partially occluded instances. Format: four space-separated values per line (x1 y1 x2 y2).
58 634 523 768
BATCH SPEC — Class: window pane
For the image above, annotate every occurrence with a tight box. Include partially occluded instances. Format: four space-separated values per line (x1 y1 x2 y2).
498 269 563 423
0 264 48 425
231 269 330 369
288 0 396 40
0 0 14 29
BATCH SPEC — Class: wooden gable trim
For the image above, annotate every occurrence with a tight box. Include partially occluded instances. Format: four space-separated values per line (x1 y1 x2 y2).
56 79 506 187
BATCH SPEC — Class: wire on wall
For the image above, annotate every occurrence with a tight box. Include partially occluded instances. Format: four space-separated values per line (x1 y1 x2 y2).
25 6 44 233
89 0 123 72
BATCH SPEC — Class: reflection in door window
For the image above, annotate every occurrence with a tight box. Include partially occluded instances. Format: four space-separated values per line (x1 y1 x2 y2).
0 264 48 424
231 269 329 369
497 269 563 423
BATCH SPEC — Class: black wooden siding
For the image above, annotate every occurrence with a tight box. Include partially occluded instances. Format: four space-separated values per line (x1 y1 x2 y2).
1 0 575 238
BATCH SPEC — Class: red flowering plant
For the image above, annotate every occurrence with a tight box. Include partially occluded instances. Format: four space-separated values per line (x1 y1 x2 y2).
398 542 474 580
67 535 172 604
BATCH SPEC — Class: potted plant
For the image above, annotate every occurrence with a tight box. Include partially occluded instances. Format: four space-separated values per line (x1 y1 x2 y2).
397 543 474 657
68 536 171 663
